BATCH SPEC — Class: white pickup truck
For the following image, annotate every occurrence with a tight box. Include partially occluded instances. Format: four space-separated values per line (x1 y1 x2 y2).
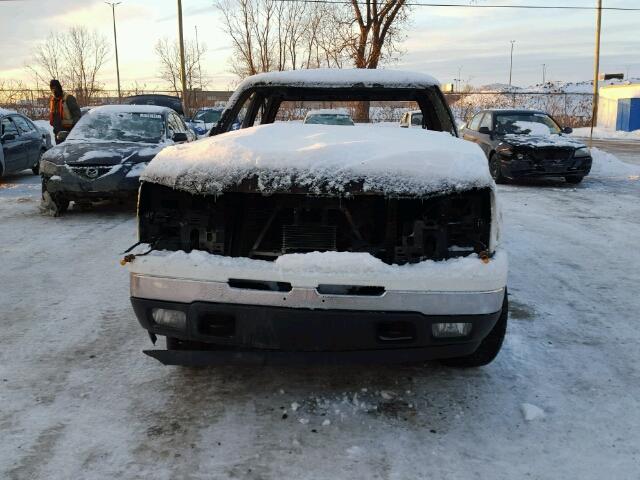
125 69 508 367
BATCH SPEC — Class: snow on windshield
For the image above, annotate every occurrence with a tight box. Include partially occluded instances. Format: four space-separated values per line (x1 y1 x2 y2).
496 113 560 135
68 111 165 143
142 122 493 197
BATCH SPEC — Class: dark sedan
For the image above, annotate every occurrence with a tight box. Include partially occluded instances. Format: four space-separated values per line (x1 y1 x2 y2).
40 105 193 215
461 109 591 184
1 109 50 178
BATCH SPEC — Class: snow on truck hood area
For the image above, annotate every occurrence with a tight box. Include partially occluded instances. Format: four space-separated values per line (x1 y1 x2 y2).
142 123 494 196
129 249 508 292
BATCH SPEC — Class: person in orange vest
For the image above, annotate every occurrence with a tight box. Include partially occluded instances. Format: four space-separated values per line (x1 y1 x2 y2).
49 79 81 144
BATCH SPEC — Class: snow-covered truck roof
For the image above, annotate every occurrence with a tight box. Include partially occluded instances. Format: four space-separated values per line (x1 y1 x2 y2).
142 123 493 197
235 68 439 90
227 68 441 106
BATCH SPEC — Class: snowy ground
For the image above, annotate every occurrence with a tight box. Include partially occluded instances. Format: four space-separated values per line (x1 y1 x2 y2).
1 147 640 479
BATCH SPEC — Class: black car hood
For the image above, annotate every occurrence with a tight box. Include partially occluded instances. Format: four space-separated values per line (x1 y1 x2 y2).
499 133 585 149
43 141 164 166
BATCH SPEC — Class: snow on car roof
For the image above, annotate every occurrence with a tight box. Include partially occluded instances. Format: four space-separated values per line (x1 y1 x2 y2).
0 107 17 116
305 109 351 116
142 122 493 197
86 105 170 115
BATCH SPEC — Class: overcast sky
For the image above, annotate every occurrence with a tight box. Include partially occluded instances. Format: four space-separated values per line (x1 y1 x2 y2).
0 0 638 91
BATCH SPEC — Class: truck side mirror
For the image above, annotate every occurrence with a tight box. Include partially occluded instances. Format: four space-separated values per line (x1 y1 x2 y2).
562 126 573 134
478 126 492 135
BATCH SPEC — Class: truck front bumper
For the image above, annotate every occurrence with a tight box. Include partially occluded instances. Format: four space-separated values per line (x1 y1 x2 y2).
130 273 506 365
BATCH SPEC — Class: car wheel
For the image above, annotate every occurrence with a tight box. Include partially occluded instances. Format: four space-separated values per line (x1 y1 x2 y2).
489 153 507 184
440 290 508 368
32 149 45 175
565 175 584 184
41 178 69 217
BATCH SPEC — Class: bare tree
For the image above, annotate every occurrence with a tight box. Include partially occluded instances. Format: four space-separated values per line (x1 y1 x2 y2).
216 0 348 77
154 38 207 96
29 26 109 105
216 0 409 120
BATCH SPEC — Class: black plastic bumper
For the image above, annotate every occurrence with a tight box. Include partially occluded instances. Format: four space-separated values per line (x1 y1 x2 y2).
42 165 140 200
499 154 592 179
131 297 503 365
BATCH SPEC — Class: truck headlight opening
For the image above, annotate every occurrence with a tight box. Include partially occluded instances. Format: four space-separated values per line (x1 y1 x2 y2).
432 322 472 338
151 308 187 330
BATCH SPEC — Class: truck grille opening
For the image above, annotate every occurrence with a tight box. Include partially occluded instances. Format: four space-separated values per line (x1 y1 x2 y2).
197 313 236 338
228 279 292 292
377 321 416 343
139 183 492 266
316 285 385 296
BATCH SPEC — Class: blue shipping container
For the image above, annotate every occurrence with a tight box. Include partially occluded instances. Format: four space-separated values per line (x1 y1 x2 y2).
616 98 640 132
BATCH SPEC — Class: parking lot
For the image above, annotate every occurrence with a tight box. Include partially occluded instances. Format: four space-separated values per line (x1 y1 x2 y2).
1 146 640 479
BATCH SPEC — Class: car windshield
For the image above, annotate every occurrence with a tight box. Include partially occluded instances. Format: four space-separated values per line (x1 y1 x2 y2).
194 110 222 124
495 113 561 135
304 114 354 126
67 111 166 143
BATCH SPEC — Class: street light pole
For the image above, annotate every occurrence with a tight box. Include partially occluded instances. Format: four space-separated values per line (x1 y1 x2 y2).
177 0 189 118
106 2 122 101
542 64 546 84
590 0 603 147
509 40 516 87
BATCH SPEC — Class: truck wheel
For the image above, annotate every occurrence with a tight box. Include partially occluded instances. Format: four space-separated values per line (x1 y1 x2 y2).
565 175 584 184
489 153 507 184
440 290 508 368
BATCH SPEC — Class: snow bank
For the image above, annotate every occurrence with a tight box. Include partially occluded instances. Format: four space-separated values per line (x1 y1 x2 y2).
142 123 493 196
0 107 17 115
590 147 640 177
572 127 640 139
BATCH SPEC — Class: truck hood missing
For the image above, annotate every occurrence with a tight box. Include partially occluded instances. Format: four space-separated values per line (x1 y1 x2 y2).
141 123 494 197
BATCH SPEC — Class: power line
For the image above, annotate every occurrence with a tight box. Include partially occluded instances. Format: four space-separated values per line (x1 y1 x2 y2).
271 0 640 11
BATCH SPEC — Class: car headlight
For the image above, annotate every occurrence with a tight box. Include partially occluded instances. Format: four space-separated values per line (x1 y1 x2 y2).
574 147 591 157
497 144 513 157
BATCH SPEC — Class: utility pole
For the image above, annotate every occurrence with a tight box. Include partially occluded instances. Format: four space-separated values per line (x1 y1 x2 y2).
177 0 189 117
509 40 516 87
589 0 603 147
454 66 462 92
542 64 546 85
105 2 122 101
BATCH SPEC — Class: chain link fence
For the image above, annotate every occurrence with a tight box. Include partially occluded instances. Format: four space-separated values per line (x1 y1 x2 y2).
1 87 593 128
